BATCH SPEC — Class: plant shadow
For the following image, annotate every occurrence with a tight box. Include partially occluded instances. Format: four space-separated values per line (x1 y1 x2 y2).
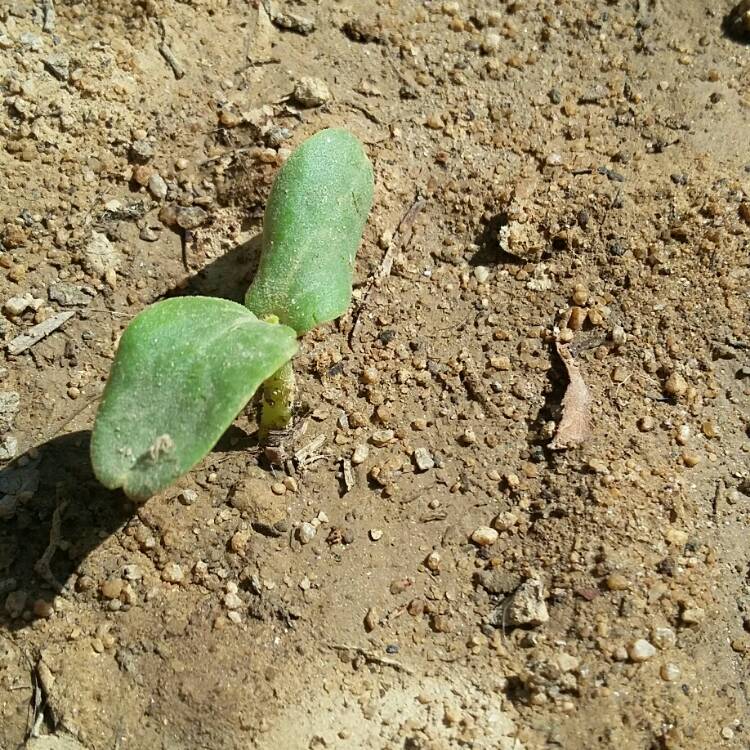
721 5 750 45
0 233 268 632
162 230 264 303
469 211 527 268
0 430 134 632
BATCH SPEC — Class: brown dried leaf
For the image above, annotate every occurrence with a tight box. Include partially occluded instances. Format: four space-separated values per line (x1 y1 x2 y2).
550 341 592 450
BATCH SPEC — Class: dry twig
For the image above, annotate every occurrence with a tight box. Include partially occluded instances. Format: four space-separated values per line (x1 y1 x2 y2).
330 643 414 675
157 20 185 80
33 489 68 590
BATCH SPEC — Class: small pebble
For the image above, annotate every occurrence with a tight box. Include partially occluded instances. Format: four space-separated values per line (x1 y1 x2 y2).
606 573 629 591
370 429 394 447
297 522 317 545
100 579 123 600
122 565 143 581
628 639 656 662
130 138 154 164
425 113 444 130
161 563 184 584
364 607 378 632
664 372 688 398
571 284 589 306
352 444 370 464
369 529 383 541
471 526 499 547
459 428 477 445
131 165 152 186
179 489 197 506
271 482 286 496
148 173 168 201
675 424 691 445
660 663 681 681
224 591 242 610
557 653 580 672
611 325 627 346
176 206 209 230
425 550 441 572
413 446 435 472
492 511 518 532
651 626 677 649
293 77 331 108
681 450 701 467
230 530 251 554
681 607 705 625
474 266 490 283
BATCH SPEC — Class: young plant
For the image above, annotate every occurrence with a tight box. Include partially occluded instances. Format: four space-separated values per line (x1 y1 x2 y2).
91 128 374 500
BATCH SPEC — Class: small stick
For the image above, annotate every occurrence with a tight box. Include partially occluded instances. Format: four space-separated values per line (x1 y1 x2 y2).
158 20 185 80
330 644 414 675
294 434 326 466
341 457 355 493
6 311 75 355
34 490 68 591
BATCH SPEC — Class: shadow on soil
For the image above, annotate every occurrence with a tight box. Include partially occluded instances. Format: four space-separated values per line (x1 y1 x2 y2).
161 229 263 303
0 430 133 632
722 5 750 44
0 234 266 632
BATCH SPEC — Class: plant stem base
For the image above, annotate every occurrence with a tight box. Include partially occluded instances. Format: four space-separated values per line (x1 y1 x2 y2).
258 359 296 443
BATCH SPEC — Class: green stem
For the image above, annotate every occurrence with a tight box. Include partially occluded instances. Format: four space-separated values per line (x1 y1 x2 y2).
259 359 296 441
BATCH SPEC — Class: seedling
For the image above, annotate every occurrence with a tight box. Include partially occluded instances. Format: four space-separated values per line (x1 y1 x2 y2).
91 128 374 500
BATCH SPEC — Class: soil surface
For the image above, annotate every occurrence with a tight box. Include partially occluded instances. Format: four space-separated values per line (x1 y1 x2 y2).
1 1 749 749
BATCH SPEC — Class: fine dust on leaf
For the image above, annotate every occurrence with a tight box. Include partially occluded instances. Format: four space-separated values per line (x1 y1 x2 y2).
550 340 592 450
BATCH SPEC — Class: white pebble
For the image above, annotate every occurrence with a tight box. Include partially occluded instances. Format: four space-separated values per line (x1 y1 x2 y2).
297 522 316 545
148 173 168 201
161 563 184 584
351 444 369 465
471 526 498 547
660 663 681 681
651 626 676 650
628 639 656 662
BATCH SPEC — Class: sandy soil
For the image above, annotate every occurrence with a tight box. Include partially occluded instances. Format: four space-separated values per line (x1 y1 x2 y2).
1 0 749 748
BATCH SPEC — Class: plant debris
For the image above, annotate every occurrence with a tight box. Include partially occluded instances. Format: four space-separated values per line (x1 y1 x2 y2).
550 340 592 450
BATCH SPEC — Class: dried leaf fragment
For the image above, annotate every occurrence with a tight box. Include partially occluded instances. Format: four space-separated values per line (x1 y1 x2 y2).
550 341 591 450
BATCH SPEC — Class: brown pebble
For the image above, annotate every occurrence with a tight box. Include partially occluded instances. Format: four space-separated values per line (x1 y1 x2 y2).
431 614 451 632
131 165 152 186
567 306 586 331
664 372 688 398
606 573 630 591
425 113 444 129
100 578 123 600
571 284 589 306
681 450 701 467
390 578 413 595
33 599 55 618
364 607 378 632
408 599 424 616
230 530 251 554
159 204 179 228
